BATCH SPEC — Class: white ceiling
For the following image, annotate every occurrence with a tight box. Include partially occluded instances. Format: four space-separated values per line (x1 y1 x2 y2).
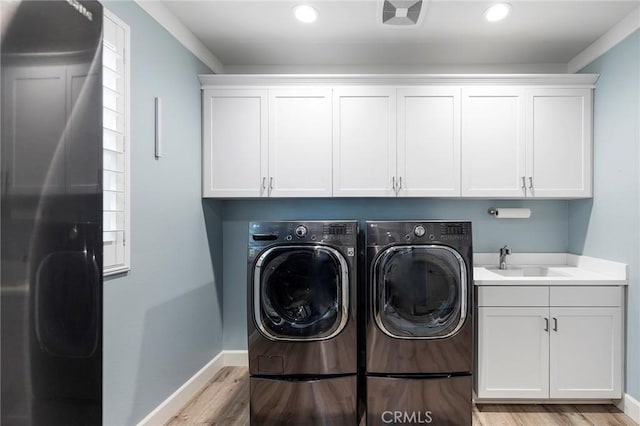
161 0 640 71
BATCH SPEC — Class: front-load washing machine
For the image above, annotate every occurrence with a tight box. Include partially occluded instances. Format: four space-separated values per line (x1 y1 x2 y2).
247 221 358 425
365 221 473 426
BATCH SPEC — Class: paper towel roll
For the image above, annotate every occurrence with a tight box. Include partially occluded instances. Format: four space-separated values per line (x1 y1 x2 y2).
490 208 531 219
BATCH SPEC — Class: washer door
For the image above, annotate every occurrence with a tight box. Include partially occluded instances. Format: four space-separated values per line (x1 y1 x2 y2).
254 245 349 341
373 245 467 339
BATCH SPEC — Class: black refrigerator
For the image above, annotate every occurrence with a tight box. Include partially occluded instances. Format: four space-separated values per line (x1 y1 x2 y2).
1 1 103 424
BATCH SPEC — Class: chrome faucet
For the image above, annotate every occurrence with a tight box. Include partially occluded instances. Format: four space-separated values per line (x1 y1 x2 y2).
499 245 511 270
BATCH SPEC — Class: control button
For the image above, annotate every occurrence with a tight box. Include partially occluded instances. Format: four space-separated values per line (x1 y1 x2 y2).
428 234 436 241
414 225 426 237
286 235 293 241
295 225 308 238
310 235 316 241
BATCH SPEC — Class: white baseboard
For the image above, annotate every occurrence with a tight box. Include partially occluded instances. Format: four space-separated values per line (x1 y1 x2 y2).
136 350 248 426
617 393 640 424
223 349 249 366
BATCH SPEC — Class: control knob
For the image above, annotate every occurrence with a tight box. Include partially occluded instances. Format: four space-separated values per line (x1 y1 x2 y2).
414 225 426 237
295 225 308 238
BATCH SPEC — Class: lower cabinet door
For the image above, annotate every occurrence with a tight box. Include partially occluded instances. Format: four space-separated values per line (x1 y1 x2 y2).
549 307 622 399
250 375 357 425
367 375 472 426
477 307 549 399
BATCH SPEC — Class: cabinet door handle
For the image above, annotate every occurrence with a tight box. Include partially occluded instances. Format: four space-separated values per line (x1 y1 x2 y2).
269 177 274 191
521 176 527 193
544 317 549 332
262 177 266 192
392 176 396 193
553 317 558 332
528 176 534 190
398 176 403 191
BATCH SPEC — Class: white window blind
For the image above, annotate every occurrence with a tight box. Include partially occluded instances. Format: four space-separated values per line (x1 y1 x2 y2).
103 10 130 276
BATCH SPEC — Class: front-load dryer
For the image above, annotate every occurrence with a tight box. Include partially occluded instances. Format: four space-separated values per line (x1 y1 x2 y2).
247 221 358 425
365 221 473 426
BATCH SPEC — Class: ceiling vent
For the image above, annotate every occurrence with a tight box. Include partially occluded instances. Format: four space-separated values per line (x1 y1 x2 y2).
382 0 423 26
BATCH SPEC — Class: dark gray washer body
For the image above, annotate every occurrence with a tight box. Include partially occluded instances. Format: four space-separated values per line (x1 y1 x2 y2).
247 221 358 425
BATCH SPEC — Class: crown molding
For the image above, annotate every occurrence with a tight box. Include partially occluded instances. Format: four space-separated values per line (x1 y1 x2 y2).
199 73 599 88
134 1 224 74
568 6 640 73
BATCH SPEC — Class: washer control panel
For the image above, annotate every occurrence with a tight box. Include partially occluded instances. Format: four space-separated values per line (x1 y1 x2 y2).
367 221 472 245
249 221 357 246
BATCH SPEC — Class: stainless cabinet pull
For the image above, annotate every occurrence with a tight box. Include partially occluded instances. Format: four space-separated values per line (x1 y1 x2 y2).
398 176 403 190
521 176 526 192
553 317 558 331
528 176 534 190
269 177 274 190
544 317 549 332
262 177 266 191
392 176 396 193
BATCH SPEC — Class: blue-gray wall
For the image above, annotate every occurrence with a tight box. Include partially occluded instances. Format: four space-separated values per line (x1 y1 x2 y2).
101 3 223 425
569 30 640 400
222 198 569 349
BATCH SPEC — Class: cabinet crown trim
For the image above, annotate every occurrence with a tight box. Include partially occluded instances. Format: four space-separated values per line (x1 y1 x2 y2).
199 73 599 88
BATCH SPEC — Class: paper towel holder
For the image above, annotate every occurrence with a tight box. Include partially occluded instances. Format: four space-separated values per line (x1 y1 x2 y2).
488 207 532 218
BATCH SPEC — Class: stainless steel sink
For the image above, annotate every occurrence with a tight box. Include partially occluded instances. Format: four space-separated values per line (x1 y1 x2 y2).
486 266 568 277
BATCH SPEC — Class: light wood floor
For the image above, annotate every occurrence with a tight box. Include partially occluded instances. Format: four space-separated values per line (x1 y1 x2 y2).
167 367 637 426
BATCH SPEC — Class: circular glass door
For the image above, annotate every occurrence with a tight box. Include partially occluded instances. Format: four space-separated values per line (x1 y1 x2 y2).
373 245 467 339
254 245 349 341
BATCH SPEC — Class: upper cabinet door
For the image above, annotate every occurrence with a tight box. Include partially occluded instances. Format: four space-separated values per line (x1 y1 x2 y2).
268 89 332 197
397 88 461 197
333 88 396 197
527 89 592 198
461 88 527 197
202 89 268 197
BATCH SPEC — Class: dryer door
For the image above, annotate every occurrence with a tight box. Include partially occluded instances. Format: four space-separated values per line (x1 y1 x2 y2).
373 245 467 339
254 245 349 341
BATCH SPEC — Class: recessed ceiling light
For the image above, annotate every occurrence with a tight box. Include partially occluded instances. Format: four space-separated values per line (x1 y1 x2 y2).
294 5 318 23
484 3 511 22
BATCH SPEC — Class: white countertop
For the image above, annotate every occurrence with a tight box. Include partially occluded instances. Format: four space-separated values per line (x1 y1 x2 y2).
473 253 627 286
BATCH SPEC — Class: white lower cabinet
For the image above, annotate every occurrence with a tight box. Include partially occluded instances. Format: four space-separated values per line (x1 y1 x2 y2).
476 286 623 401
549 306 621 399
478 307 550 399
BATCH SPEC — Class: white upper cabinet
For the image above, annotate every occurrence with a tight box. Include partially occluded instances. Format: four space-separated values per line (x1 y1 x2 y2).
202 89 267 197
461 88 527 197
200 75 596 199
461 87 592 198
397 88 461 196
202 88 332 198
333 88 396 197
527 88 592 198
268 89 332 197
